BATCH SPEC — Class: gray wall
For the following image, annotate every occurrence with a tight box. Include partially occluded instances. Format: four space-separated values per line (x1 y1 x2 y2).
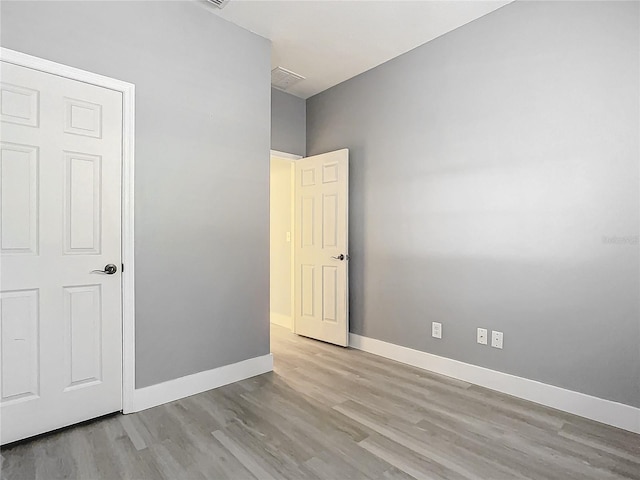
1 1 271 388
272 88 306 156
307 0 639 407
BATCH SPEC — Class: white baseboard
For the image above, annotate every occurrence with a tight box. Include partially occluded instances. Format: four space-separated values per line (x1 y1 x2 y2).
131 353 273 413
270 313 292 329
349 334 640 434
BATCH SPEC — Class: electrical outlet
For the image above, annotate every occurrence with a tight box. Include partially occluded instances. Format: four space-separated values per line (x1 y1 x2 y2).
491 331 504 349
432 322 442 339
477 328 488 345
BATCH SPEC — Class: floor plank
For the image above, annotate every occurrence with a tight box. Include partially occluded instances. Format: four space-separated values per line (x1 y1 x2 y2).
2 324 639 480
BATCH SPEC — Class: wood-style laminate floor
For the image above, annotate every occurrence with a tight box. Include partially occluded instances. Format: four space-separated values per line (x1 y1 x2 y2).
2 324 639 480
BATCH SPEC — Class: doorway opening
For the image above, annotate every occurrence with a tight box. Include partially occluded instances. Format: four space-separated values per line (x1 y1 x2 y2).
269 151 299 333
269 148 350 349
0 48 135 445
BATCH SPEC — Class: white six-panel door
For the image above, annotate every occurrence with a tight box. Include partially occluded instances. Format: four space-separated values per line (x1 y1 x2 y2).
0 61 123 444
294 149 349 346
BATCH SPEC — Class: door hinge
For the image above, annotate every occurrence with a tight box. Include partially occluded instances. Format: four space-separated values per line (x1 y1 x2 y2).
122 263 125 273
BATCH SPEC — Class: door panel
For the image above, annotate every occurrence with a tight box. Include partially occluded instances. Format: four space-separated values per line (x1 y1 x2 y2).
0 289 39 404
63 284 103 390
322 265 338 322
294 149 349 346
0 143 38 254
0 61 123 444
64 151 102 254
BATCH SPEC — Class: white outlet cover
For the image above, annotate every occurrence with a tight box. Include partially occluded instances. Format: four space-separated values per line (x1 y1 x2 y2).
477 328 488 345
491 331 504 349
432 322 442 339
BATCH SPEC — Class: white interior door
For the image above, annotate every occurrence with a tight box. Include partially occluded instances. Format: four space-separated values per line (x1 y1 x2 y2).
294 149 349 346
0 61 123 444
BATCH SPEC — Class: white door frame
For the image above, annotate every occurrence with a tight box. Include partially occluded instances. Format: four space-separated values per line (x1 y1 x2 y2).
0 48 137 413
270 150 302 332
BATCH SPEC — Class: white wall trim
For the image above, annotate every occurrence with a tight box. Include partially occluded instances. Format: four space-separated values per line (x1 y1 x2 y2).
271 149 303 160
132 354 274 412
289 161 296 333
0 48 137 414
349 334 640 434
270 313 292 329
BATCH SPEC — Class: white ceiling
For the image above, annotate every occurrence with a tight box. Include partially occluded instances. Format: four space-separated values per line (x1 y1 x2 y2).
204 0 513 99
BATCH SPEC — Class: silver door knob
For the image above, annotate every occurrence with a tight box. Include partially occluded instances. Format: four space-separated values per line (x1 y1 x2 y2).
91 264 118 275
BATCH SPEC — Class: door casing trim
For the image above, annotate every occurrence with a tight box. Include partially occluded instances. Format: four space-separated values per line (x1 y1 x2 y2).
270 149 302 161
0 47 136 413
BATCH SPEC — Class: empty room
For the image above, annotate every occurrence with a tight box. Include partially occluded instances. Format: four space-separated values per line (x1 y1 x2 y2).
1 0 639 479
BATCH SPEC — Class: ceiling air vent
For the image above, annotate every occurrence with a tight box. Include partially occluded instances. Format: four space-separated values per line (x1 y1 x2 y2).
206 0 230 9
271 67 305 91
